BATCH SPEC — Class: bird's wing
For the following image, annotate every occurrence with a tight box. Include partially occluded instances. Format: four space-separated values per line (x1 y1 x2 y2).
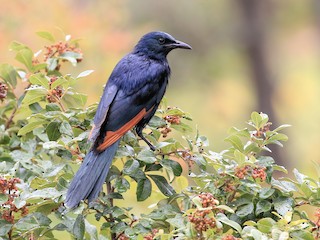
91 54 169 152
94 83 159 152
88 84 118 142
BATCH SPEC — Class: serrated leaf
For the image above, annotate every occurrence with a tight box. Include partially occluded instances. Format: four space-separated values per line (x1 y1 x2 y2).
77 70 94 78
73 215 85 240
136 178 151 201
0 63 17 88
36 31 55 42
148 175 175 197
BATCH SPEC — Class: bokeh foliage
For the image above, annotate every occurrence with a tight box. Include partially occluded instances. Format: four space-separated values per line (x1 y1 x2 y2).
0 33 320 239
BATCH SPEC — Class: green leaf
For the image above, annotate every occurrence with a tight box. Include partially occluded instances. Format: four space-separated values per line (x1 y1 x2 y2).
9 41 29 51
15 212 51 231
137 149 156 164
29 73 49 89
216 213 242 233
170 122 193 133
256 218 276 233
274 197 293 216
59 120 73 136
46 58 58 71
148 175 176 197
85 219 99 240
290 230 314 240
250 112 263 128
215 205 235 213
236 202 254 217
161 159 182 176
0 220 12 236
225 135 244 151
46 103 61 111
0 63 17 88
123 159 140 175
77 70 94 78
62 92 87 108
18 120 47 135
136 178 151 201
73 215 85 240
59 52 82 66
51 77 68 89
36 31 55 42
16 48 34 71
28 188 62 199
273 124 291 132
46 121 61 141
259 187 275 199
256 200 272 215
22 87 47 105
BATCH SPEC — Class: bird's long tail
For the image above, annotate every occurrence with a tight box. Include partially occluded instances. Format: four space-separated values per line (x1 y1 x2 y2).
65 140 120 209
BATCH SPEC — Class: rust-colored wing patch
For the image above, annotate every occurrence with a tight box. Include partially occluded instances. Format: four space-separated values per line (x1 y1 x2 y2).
96 107 151 152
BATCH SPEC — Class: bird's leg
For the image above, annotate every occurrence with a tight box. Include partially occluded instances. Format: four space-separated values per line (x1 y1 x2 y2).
136 128 156 151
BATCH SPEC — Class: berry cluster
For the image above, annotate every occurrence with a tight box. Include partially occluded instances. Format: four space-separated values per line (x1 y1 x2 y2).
46 76 63 103
188 193 218 232
44 41 82 62
160 127 171 138
0 82 8 101
143 229 159 240
222 235 241 240
164 115 181 125
0 177 28 223
235 165 267 181
253 122 272 138
234 165 250 179
312 208 320 238
252 166 267 181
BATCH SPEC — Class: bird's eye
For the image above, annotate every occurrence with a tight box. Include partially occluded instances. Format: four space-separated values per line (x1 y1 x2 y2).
158 37 166 45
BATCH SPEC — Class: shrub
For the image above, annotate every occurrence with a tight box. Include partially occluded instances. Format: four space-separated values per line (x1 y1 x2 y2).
0 32 319 240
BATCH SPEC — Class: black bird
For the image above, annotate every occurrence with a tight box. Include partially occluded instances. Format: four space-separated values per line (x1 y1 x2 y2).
65 31 191 208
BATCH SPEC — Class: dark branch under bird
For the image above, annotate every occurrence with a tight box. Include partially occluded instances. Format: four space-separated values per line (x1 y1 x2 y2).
65 31 191 209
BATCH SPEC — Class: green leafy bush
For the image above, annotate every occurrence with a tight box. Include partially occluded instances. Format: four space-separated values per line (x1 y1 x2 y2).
0 32 319 240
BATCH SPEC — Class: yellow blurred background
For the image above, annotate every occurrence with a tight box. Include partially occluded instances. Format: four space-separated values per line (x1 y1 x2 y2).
1 0 320 177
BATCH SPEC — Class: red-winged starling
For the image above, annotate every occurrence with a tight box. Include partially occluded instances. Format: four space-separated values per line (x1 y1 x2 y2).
65 31 191 209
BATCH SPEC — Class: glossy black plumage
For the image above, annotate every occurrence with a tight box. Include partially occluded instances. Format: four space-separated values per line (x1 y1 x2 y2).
65 31 191 208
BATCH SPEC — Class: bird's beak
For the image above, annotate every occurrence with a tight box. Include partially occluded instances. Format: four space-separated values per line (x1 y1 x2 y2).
171 40 192 50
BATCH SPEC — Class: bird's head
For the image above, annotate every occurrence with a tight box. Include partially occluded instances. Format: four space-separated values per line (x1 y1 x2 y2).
133 31 191 59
